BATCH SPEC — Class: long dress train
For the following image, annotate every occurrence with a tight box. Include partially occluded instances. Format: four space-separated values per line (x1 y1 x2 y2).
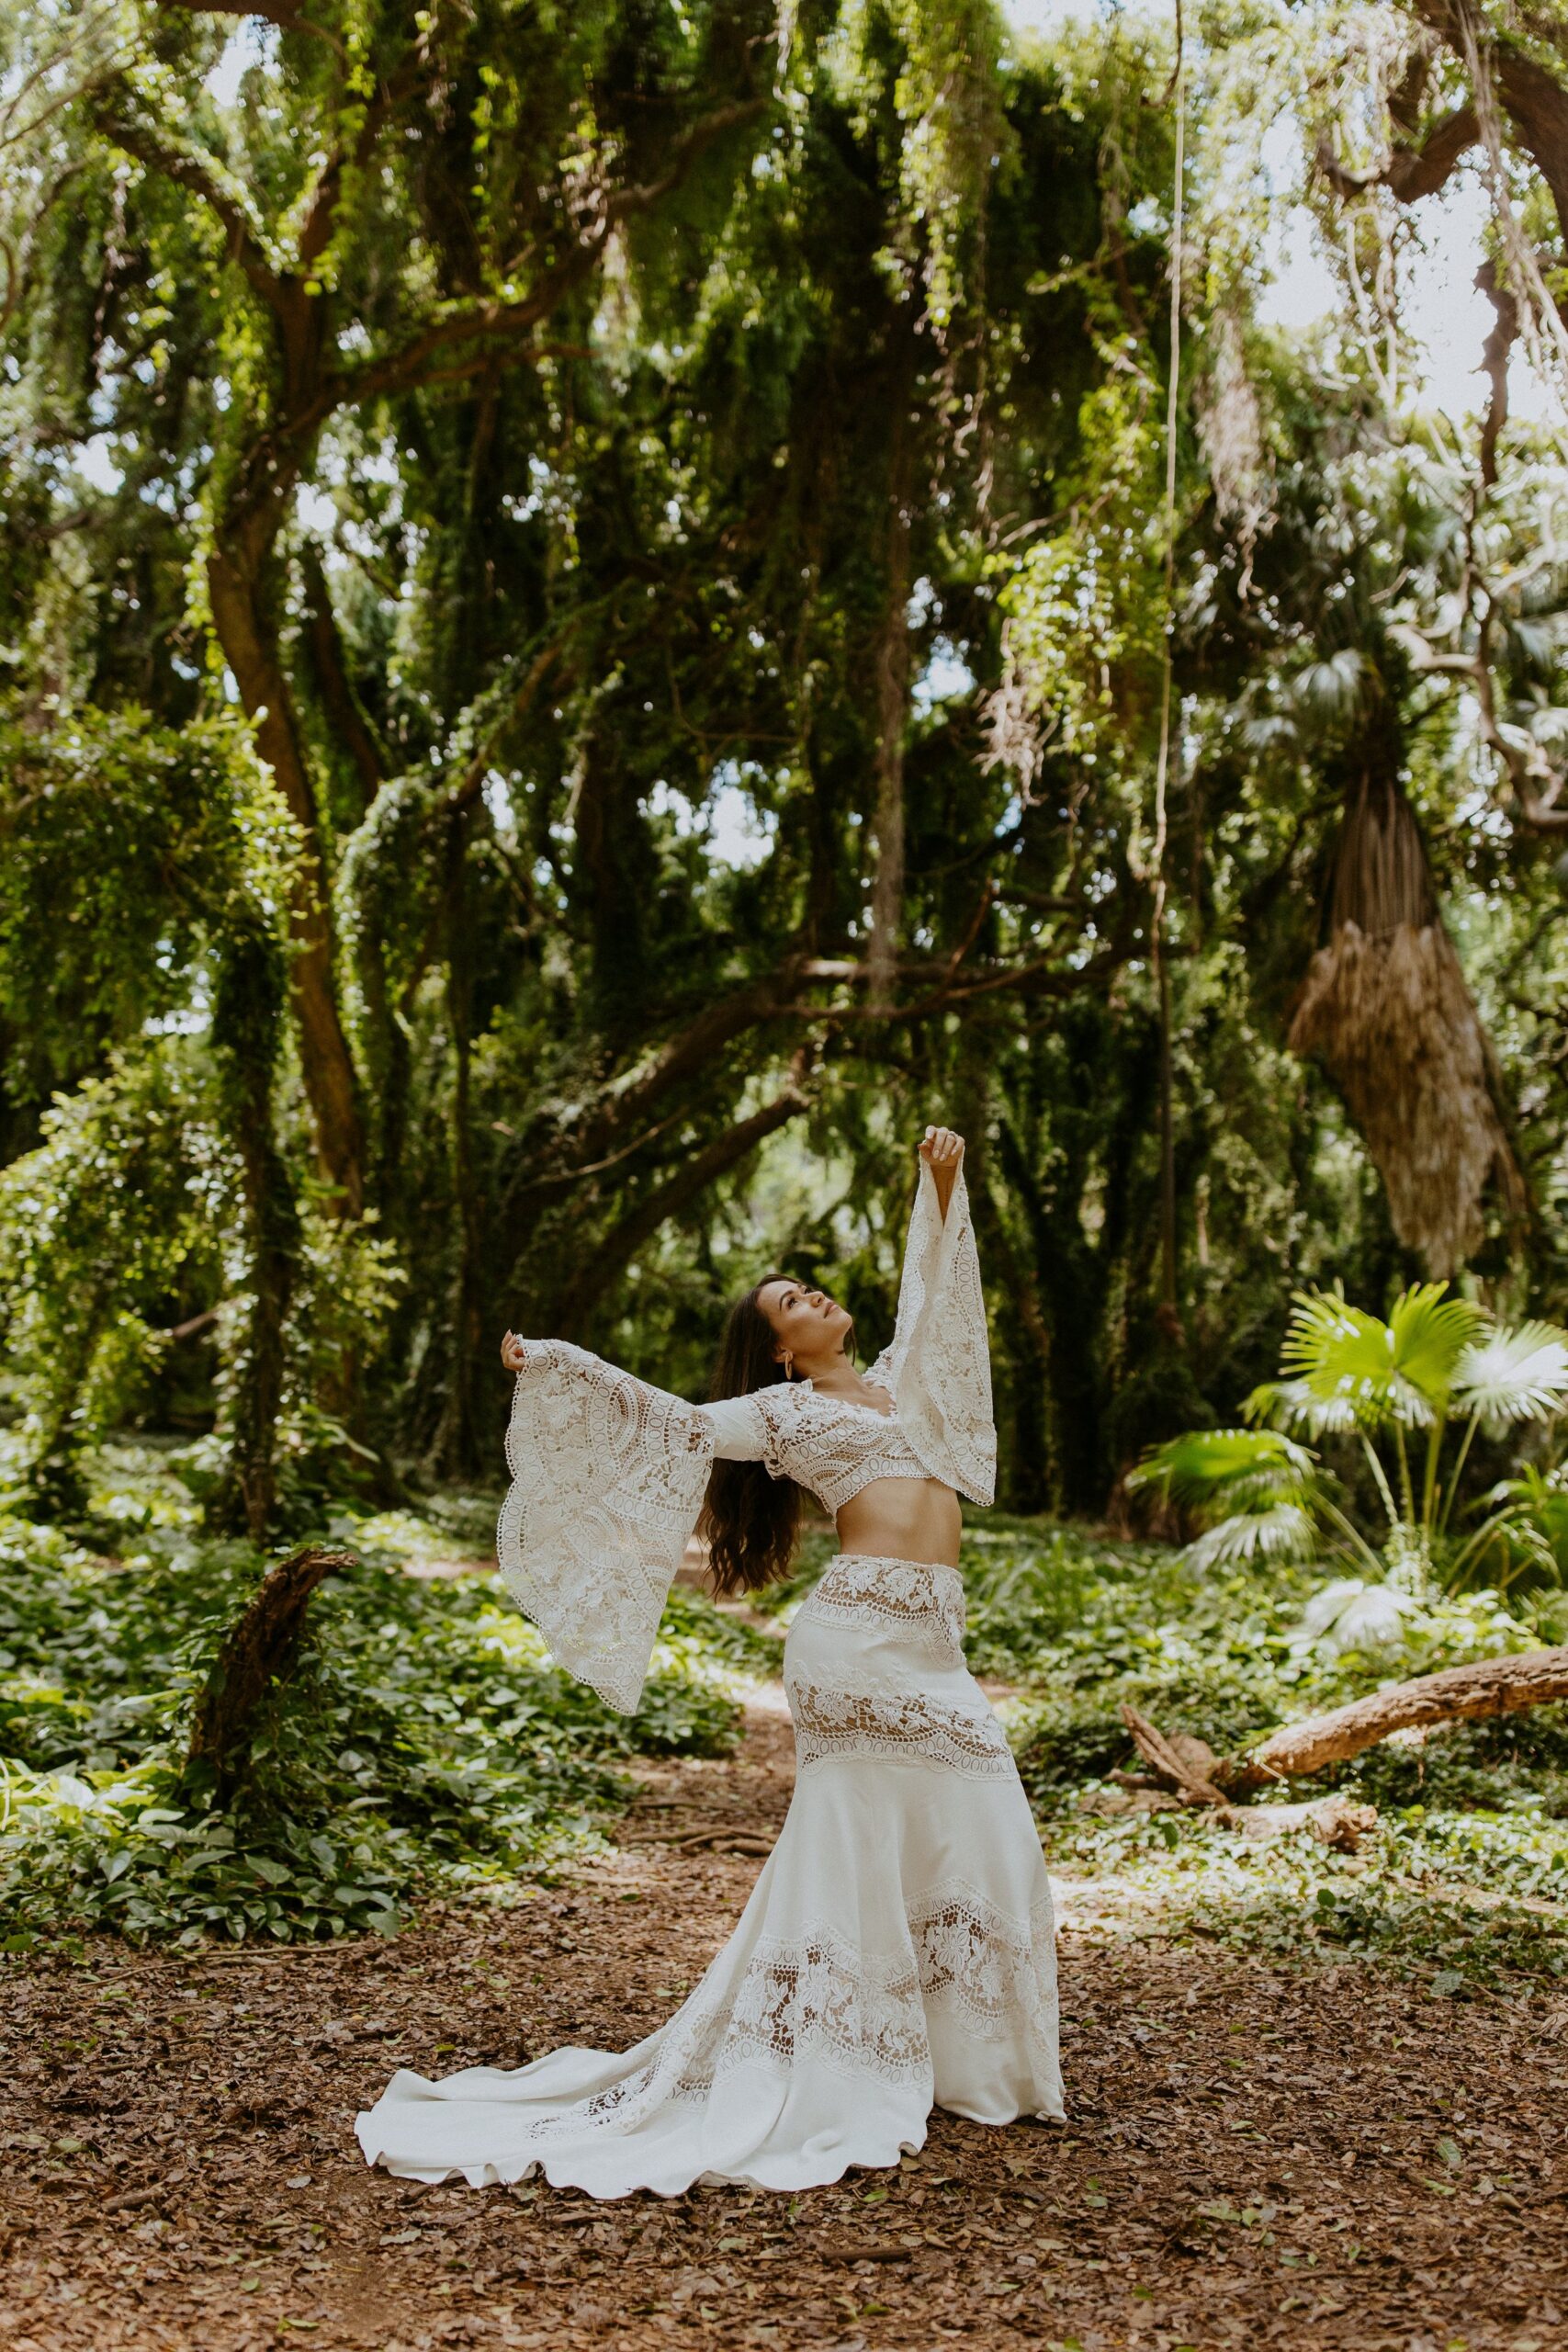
354 1553 1062 2196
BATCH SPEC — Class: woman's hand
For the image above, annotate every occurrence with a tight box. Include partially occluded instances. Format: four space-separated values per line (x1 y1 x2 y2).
919 1125 964 1222
501 1331 528 1374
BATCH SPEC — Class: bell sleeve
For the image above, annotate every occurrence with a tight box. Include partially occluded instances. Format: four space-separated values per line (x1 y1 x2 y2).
867 1160 997 1506
496 1340 717 1714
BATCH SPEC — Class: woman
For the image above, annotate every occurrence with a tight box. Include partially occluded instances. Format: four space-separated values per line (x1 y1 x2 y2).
356 1125 1063 2198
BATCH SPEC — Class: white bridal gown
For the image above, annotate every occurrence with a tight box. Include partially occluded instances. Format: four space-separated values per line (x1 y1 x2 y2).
355 1167 1063 2197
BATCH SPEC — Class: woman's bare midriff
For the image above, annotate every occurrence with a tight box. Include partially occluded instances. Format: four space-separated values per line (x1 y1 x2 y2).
833 1475 963 1567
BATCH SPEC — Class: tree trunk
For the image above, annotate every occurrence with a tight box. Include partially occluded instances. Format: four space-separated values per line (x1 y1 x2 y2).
1219 1646 1568 1792
432 805 485 1478
1288 746 1525 1274
866 365 916 1012
209 926 301 1541
208 540 367 1216
573 730 657 1047
185 1548 353 1801
299 538 386 815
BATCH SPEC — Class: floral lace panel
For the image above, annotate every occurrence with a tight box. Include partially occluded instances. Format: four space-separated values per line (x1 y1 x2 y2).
754 1384 933 1516
799 1555 966 1663
702 1928 930 2088
496 1339 713 1714
506 1891 1057 2150
908 1880 1059 2052
786 1677 1016 1779
519 1923 931 2144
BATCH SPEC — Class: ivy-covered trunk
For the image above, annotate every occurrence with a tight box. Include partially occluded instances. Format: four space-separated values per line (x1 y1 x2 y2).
209 926 300 1540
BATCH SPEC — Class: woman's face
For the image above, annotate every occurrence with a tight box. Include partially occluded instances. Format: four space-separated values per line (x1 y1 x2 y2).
755 1277 852 1366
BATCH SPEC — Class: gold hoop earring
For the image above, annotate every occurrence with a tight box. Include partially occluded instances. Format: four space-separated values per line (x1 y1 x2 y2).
783 1351 794 1381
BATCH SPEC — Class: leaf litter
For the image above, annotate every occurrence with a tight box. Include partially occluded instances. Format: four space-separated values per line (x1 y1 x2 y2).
2 1686 1565 2352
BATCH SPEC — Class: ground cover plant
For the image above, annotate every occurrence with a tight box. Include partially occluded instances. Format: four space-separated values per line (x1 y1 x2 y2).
0 1441 775 1951
944 1517 1568 1994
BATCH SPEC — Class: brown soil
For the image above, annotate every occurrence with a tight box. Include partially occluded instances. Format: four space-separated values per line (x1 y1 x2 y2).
2 1684 1564 2352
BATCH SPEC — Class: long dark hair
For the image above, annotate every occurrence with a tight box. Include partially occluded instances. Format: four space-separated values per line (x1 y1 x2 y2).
700 1272 804 1598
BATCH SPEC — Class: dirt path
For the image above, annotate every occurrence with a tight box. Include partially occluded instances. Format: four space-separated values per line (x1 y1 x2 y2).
2 1683 1565 2352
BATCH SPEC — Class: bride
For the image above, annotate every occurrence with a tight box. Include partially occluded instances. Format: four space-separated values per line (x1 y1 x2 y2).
355 1125 1063 2198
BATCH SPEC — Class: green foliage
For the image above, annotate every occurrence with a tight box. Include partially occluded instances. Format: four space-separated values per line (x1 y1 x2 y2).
1134 1283 1568 1617
0 699 297 1080
0 1048 220 1498
1267 1284 1488 1434
0 1456 773 1948
940 1514 1568 1989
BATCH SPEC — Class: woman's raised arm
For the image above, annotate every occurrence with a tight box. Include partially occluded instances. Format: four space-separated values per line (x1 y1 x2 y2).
919 1125 964 1225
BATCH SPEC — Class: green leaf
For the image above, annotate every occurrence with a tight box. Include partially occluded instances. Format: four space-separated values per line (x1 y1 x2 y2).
1129 1428 1316 1510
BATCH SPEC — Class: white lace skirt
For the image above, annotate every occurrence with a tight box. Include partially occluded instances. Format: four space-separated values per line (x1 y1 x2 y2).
355 1553 1063 2199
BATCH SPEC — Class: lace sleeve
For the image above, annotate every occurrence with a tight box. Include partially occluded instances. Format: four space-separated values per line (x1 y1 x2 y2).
874 1162 996 1506
697 1394 771 1462
496 1340 715 1713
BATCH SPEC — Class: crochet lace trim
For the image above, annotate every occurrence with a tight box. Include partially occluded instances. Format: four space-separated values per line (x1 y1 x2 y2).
786 1676 1016 1779
496 1339 710 1713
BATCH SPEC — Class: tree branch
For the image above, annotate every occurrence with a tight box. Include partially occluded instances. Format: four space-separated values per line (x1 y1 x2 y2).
96 98 285 312
1218 1645 1568 1792
600 96 769 229
1476 256 1519 489
153 0 344 51
451 633 575 811
1398 598 1568 834
294 51 428 270
1314 103 1479 205
1414 0 1568 243
299 539 384 811
547 1066 812 1337
336 96 766 418
493 959 809 1250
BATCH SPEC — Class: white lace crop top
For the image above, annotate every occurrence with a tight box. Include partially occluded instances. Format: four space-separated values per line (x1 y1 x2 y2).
496 1162 995 1712
699 1380 928 1511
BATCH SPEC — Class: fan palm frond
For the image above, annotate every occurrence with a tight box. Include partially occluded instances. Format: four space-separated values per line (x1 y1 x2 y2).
1186 1504 1317 1572
1453 1322 1568 1427
1241 714 1298 752
1523 699 1568 747
1288 647 1370 726
1128 1426 1316 1515
1387 1283 1487 1396
1245 1374 1358 1435
1280 1284 1483 1429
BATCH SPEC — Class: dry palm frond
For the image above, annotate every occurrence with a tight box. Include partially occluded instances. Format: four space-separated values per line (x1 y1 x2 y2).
1288 768 1525 1274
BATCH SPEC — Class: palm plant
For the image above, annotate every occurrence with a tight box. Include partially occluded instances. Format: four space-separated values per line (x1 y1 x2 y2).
1131 1283 1568 1647
1459 1467 1568 1601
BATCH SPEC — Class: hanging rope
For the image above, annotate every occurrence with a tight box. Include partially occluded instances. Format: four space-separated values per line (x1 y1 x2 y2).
1151 9 1184 1322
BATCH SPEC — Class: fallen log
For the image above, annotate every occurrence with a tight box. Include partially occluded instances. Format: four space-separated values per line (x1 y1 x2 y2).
185 1546 355 1799
1217 1645 1568 1793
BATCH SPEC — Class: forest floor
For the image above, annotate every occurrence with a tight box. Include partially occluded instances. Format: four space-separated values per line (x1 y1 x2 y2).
3 1672 1566 2352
